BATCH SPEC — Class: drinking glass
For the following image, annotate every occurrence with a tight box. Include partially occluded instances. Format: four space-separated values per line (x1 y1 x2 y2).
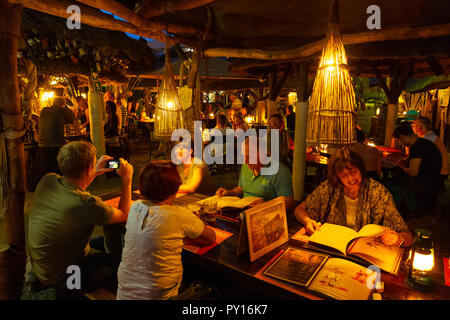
202 201 218 224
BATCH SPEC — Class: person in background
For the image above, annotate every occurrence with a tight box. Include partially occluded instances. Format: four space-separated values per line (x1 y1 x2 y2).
286 105 296 140
28 141 133 296
412 116 448 192
175 138 217 196
214 113 228 135
104 91 122 134
116 161 216 300
294 148 412 247
32 96 75 190
126 90 136 114
75 96 89 131
104 101 120 145
268 113 292 165
216 137 295 213
119 92 128 135
393 124 442 192
233 114 249 132
350 129 381 180
383 124 442 217
230 94 242 115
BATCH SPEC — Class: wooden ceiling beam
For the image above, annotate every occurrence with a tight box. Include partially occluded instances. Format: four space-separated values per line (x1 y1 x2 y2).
7 0 202 45
76 0 203 35
204 22 450 60
137 0 216 19
425 56 444 76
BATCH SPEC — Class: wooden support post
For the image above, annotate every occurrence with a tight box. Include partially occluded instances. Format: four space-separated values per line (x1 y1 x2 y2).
267 65 292 119
88 77 106 159
374 65 411 147
0 0 26 299
385 102 398 147
292 63 309 202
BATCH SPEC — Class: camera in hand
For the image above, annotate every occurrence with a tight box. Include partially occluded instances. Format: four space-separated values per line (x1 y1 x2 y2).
106 159 120 169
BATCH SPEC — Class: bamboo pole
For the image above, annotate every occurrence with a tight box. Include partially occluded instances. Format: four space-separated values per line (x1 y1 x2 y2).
0 0 26 299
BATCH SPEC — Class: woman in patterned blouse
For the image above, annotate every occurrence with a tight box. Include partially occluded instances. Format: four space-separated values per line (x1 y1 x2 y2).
295 148 412 247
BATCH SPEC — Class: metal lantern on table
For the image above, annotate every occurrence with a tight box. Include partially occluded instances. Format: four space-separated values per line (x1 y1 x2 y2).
306 0 357 150
153 46 185 140
407 228 435 292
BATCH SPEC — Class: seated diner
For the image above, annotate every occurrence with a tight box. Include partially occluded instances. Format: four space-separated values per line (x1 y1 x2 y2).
294 147 412 247
116 161 216 300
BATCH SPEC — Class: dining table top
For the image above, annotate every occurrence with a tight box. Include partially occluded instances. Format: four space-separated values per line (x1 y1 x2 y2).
101 192 450 300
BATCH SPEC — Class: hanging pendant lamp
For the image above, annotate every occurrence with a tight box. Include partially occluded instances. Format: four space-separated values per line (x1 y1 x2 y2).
154 45 185 139
306 0 357 147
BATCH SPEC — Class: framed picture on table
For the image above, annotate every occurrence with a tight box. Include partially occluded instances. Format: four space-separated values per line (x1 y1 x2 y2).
238 196 289 262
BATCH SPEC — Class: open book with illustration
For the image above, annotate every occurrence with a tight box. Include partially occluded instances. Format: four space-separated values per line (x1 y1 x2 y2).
304 223 404 275
262 247 376 300
197 195 262 209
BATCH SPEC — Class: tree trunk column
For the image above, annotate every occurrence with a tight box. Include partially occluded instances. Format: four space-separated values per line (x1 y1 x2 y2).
292 63 309 202
384 103 398 147
0 0 26 300
88 78 106 159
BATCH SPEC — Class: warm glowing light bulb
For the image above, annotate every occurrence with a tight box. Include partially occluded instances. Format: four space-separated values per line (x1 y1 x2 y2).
166 101 174 109
413 251 434 272
244 116 254 124
376 108 380 116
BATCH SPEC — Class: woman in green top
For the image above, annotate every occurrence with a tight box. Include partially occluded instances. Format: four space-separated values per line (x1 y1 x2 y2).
175 139 216 196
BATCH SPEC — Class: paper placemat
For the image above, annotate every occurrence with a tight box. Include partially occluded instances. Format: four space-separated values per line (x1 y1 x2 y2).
184 227 233 255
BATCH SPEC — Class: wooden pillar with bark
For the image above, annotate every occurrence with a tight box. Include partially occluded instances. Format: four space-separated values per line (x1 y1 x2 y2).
88 77 106 159
292 63 309 202
267 65 292 119
0 0 26 300
374 64 412 147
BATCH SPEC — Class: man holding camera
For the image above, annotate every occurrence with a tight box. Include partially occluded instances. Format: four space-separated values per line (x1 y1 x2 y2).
28 141 133 297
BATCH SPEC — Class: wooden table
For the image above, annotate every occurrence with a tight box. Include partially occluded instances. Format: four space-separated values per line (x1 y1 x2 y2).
175 193 450 300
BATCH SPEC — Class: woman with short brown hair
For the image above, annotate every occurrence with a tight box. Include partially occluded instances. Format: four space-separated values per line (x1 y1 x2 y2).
295 148 412 247
117 161 216 300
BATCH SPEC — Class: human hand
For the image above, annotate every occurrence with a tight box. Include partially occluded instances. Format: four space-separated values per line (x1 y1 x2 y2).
116 158 133 183
380 229 401 246
94 155 114 177
305 219 322 235
248 199 265 208
215 187 229 197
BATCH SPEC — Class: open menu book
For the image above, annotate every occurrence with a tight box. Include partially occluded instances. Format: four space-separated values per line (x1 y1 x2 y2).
305 223 404 275
262 247 376 300
197 195 262 210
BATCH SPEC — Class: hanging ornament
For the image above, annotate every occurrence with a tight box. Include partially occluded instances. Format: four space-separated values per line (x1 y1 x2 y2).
154 44 185 139
306 0 357 147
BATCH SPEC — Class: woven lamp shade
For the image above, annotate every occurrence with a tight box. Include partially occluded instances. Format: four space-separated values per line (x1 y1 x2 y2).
306 0 357 147
154 47 185 139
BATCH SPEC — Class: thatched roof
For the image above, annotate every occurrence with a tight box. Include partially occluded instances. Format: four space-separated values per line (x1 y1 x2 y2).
18 8 155 83
15 0 450 80
126 0 449 80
